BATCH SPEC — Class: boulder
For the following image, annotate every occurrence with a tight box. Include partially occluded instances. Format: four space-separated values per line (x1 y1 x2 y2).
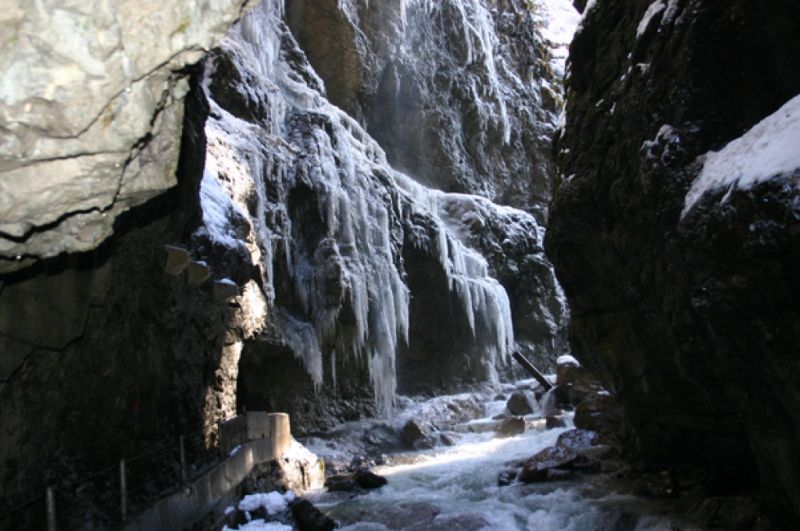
546 416 567 429
556 429 601 452
290 498 336 531
439 433 457 447
555 355 582 386
243 441 324 495
555 355 605 406
325 469 387 492
363 423 404 454
506 391 534 416
401 419 435 450
324 474 358 492
519 445 600 483
354 469 388 489
495 417 526 438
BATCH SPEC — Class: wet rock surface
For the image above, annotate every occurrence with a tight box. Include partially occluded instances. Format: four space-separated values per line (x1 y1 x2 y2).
546 0 800 523
519 439 600 483
506 390 534 416
400 419 433 450
325 469 387 493
495 416 526 438
291 498 336 531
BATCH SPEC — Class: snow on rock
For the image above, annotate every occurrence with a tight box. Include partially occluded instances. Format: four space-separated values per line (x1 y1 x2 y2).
662 0 682 25
575 0 598 36
238 491 296 515
682 93 800 217
224 520 293 531
557 355 580 366
636 1 666 40
640 124 680 161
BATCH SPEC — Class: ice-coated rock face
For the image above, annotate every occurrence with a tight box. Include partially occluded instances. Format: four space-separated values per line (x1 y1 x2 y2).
286 0 578 221
0 0 256 273
547 0 800 524
194 0 568 422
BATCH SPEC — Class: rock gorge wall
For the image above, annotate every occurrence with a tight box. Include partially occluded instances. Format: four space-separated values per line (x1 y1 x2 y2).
547 0 800 524
0 0 570 514
286 0 569 222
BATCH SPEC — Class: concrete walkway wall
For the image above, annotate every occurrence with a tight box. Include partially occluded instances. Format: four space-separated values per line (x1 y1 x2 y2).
124 412 291 531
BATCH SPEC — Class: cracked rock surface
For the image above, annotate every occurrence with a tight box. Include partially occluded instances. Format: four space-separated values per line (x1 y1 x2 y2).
0 0 257 273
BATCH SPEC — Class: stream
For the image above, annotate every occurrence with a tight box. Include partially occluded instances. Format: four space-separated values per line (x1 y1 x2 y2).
297 383 697 531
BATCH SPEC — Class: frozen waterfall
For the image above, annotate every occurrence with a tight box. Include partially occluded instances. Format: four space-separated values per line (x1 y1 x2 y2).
194 0 537 413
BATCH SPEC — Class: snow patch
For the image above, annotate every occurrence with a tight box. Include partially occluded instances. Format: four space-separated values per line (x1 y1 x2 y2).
224 520 293 531
662 0 681 25
641 124 679 160
636 1 666 40
197 166 250 251
682 93 800 216
556 354 580 366
575 0 598 36
238 491 296 515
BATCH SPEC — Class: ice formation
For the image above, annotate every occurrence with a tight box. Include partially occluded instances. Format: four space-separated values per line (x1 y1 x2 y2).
404 0 513 144
193 0 550 413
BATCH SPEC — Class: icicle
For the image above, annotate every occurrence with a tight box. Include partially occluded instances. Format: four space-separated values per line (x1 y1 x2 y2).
331 350 337 395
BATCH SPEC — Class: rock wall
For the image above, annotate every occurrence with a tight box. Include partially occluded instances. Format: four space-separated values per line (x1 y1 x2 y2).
546 0 800 524
0 0 254 274
286 0 574 221
0 60 286 526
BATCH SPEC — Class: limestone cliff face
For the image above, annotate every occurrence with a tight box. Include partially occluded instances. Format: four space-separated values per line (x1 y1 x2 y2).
0 0 255 274
547 0 800 523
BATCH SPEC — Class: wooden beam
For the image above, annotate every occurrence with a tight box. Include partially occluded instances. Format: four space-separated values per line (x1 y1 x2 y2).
512 351 553 391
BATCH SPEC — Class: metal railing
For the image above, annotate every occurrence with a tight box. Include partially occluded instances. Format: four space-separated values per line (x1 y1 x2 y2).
0 429 224 531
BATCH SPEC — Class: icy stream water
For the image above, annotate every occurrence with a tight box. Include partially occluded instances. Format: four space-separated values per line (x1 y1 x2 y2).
305 390 686 531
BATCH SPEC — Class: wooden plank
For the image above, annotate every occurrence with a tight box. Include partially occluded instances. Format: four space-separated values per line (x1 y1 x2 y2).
512 351 553 391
